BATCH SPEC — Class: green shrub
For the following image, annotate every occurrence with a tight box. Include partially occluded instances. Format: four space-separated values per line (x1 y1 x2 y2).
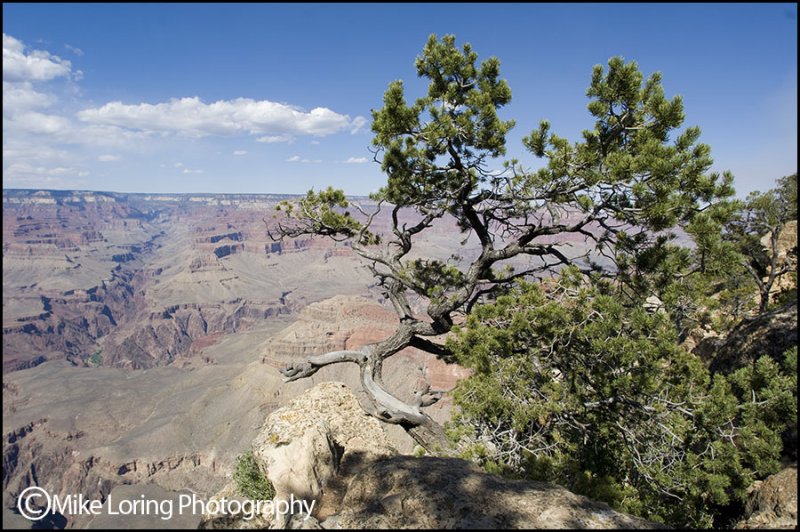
89 350 102 366
447 271 795 528
232 450 275 500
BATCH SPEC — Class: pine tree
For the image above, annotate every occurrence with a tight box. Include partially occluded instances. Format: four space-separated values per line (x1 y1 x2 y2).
270 34 735 452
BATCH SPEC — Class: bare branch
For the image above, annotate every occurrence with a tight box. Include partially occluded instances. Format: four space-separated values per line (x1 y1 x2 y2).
280 350 365 382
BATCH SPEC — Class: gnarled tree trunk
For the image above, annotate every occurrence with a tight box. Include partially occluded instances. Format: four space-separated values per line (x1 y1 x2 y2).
280 322 453 453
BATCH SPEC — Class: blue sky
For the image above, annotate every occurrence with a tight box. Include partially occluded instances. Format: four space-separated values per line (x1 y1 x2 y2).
3 3 797 197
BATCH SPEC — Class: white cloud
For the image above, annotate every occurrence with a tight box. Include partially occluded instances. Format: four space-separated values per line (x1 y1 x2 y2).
3 161 88 188
3 144 72 162
2 35 155 186
350 115 368 133
3 33 72 82
2 81 54 113
72 124 153 147
172 162 203 174
343 157 368 164
256 134 294 143
287 155 321 164
2 33 364 191
65 44 84 56
78 97 362 139
6 111 71 135
5 162 76 177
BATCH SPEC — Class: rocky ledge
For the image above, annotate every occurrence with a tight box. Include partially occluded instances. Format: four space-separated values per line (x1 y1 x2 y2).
201 382 661 529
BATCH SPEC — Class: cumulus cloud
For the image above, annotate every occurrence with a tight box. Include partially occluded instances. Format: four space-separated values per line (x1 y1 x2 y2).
78 97 366 139
3 35 149 186
3 34 76 142
5 34 362 152
2 32 367 190
3 33 72 82
343 156 368 164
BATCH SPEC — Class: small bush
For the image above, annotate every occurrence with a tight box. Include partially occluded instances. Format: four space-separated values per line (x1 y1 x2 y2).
232 450 275 500
88 350 102 366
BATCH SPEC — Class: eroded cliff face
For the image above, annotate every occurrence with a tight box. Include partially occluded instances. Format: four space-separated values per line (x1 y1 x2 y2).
2 193 156 371
2 190 373 373
202 382 662 530
2 416 220 514
2 293 468 528
1 357 276 527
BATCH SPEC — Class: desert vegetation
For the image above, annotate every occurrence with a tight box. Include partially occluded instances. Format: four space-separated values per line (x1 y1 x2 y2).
233 450 275 501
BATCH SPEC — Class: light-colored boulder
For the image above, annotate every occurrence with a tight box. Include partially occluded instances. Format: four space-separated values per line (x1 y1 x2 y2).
737 465 797 529
251 381 396 526
760 220 797 262
255 420 338 504
760 219 798 299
